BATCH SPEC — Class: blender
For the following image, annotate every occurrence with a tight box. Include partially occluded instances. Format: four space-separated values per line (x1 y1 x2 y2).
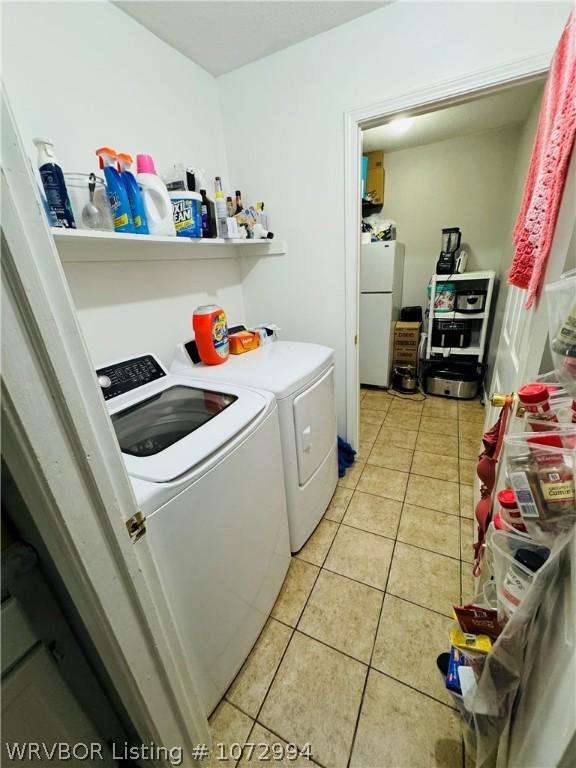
436 227 462 275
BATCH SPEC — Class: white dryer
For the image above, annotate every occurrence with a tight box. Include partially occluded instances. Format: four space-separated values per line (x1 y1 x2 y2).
171 341 338 552
97 354 290 714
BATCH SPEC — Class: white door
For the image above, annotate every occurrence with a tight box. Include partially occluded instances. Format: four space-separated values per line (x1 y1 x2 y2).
359 293 393 387
485 151 575 767
485 150 576 431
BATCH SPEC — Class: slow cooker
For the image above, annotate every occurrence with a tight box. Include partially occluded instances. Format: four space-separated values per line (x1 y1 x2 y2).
424 365 480 399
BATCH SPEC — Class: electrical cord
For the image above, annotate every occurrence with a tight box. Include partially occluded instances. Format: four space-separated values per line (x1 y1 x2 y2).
388 388 427 402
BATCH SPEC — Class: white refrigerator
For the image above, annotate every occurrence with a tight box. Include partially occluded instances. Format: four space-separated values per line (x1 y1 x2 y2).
359 241 405 387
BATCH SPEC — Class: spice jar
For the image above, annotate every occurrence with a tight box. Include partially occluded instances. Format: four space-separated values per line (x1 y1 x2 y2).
499 547 549 618
497 488 527 532
528 434 575 519
518 384 558 431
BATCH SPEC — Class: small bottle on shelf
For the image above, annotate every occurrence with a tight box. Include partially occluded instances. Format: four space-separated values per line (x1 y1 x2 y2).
214 177 228 238
199 189 217 239
235 190 243 215
226 196 235 217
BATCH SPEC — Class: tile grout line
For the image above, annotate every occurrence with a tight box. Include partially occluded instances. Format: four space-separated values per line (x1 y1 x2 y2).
289 560 463 621
457 405 465 604
457 402 464 768
241 512 339 756
332 522 464 563
251 720 327 768
294 627 371 668
345 410 416 768
366 667 460 713
241 477 359 764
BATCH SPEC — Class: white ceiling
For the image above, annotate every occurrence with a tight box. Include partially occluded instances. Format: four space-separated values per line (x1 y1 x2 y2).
114 1 389 76
362 80 544 153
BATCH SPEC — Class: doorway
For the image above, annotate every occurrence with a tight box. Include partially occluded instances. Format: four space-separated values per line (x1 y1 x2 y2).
343 56 551 450
358 78 544 407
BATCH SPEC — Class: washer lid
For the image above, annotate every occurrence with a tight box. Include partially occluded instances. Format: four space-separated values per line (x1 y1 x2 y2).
172 341 334 399
107 374 269 483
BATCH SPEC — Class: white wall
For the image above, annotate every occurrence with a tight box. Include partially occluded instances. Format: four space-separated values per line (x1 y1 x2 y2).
2 1 244 367
374 125 521 310
218 1 571 432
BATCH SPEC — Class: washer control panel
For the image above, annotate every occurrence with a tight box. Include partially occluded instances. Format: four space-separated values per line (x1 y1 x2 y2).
96 355 166 400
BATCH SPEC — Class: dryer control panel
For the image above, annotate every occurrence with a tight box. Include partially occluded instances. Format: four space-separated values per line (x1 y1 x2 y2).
96 355 166 400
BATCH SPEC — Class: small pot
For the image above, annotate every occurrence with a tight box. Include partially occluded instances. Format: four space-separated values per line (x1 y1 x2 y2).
393 366 418 393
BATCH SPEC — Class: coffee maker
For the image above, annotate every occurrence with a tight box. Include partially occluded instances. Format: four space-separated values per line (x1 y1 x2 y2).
436 227 461 275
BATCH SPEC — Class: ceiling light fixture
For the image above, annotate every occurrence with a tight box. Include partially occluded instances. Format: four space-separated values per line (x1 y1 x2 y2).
388 117 414 134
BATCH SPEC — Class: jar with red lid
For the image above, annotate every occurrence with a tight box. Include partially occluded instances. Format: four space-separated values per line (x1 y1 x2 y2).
497 488 527 532
517 384 558 431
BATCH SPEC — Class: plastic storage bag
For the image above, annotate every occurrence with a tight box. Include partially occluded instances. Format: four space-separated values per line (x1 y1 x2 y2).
459 527 573 768
505 429 576 544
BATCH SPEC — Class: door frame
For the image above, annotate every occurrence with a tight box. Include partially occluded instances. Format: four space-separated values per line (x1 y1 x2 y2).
1 90 210 764
343 52 551 448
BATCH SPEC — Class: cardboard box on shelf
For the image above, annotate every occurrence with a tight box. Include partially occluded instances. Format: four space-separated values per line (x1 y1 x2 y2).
364 150 385 204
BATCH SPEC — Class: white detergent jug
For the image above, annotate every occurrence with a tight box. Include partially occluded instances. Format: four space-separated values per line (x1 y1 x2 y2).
136 154 176 236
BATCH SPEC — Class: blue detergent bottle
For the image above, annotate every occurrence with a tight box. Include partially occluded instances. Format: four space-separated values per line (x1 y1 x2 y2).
33 137 76 228
117 152 149 235
95 147 135 233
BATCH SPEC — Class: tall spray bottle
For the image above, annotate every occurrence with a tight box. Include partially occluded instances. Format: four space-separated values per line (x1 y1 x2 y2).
96 147 135 233
33 137 76 228
117 153 149 234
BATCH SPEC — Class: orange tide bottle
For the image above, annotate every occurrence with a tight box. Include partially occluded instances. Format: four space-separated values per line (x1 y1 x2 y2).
193 305 229 365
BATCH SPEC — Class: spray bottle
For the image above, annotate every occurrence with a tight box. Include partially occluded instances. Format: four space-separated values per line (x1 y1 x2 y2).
33 137 76 228
96 147 135 233
116 152 149 234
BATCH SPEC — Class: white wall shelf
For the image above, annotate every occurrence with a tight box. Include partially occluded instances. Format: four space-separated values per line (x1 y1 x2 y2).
432 270 496 282
433 311 487 320
430 346 482 357
51 228 286 263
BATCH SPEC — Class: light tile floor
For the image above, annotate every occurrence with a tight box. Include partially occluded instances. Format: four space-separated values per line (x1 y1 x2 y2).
210 390 484 768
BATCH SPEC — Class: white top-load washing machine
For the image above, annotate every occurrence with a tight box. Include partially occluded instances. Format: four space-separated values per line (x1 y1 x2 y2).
171 341 338 552
97 354 290 714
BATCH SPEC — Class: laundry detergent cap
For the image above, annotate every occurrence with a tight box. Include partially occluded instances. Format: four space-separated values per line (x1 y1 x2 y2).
137 154 157 175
